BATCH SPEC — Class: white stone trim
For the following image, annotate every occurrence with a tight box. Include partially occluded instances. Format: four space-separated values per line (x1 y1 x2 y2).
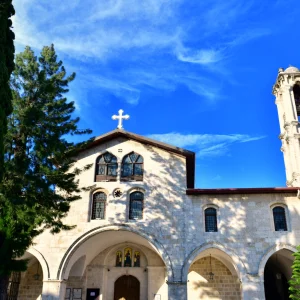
26 247 50 280
57 225 173 281
257 243 297 278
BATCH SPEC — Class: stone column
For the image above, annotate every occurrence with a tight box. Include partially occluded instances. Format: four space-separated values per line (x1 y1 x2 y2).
241 274 265 300
167 281 187 300
41 279 66 300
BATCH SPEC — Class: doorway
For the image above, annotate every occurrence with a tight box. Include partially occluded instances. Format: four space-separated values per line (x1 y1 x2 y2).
114 275 140 300
264 249 294 300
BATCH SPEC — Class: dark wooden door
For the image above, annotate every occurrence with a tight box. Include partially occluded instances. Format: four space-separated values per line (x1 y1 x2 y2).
86 288 100 300
114 275 140 300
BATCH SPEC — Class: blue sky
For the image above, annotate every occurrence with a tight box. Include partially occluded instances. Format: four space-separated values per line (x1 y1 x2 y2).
12 0 300 188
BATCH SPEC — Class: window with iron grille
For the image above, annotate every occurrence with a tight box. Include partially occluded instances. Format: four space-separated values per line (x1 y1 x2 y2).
95 152 117 182
92 192 106 219
273 206 287 231
121 152 143 181
205 208 218 232
129 192 144 220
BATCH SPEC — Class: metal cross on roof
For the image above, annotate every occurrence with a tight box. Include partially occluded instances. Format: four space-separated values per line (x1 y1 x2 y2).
112 109 130 129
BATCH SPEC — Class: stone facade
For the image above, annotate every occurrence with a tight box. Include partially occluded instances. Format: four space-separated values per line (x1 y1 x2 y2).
18 67 300 300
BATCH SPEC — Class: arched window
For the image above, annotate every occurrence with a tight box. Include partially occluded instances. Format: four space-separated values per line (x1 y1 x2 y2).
273 206 287 231
293 82 300 118
129 192 144 220
95 152 117 182
91 192 106 220
205 207 218 232
121 152 143 181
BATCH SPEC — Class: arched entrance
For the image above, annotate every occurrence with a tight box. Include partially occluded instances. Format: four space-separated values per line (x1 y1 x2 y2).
59 227 169 299
114 275 140 300
183 245 244 300
264 249 294 300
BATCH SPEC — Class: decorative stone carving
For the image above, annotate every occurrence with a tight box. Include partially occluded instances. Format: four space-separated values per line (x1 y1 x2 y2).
113 188 123 198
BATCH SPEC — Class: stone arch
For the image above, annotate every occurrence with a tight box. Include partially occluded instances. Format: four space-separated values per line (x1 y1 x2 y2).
182 242 247 282
25 247 50 279
57 224 173 280
258 243 297 278
18 248 48 299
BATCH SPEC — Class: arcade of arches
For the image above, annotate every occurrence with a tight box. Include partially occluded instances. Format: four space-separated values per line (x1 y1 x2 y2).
14 232 295 300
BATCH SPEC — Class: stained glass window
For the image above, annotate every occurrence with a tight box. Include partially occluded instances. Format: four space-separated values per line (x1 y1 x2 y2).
121 152 143 181
205 208 217 232
129 192 143 220
273 206 287 231
91 192 106 219
95 152 117 181
116 251 122 267
134 251 140 267
124 248 132 267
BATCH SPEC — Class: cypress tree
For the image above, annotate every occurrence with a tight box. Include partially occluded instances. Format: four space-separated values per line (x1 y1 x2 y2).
0 45 93 298
0 0 15 181
290 246 300 299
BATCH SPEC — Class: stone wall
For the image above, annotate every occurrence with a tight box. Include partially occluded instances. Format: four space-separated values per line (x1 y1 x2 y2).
188 257 241 300
18 260 43 300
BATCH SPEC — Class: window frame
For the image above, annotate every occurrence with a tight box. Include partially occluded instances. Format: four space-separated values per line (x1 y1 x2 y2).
204 207 218 232
121 152 144 181
91 191 107 220
271 204 289 232
95 152 118 182
128 191 144 220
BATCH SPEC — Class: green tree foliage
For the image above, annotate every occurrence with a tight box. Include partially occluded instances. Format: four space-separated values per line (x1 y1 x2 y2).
290 246 300 299
0 45 93 296
0 0 15 181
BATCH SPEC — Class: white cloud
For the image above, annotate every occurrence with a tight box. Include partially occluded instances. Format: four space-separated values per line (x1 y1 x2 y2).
11 0 277 108
176 46 223 65
147 133 266 157
12 0 271 63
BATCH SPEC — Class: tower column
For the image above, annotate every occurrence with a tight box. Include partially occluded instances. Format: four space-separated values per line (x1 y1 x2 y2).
273 67 300 187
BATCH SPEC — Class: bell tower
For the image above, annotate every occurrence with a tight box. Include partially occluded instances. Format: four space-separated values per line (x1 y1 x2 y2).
273 66 300 187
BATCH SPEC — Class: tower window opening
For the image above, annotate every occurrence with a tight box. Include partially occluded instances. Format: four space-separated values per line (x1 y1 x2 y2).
293 82 300 118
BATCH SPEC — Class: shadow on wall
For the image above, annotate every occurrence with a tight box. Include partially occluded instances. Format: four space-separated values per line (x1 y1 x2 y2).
188 256 241 300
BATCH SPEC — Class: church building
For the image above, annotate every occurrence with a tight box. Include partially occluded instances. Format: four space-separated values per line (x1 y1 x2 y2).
11 67 300 299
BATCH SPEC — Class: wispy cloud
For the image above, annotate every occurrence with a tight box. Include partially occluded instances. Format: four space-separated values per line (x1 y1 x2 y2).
13 0 272 62
147 133 266 157
175 46 224 65
11 0 282 107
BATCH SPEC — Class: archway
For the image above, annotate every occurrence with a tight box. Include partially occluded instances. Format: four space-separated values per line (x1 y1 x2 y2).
17 253 44 300
59 226 169 300
183 244 245 300
264 249 294 300
114 275 140 300
58 225 172 280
